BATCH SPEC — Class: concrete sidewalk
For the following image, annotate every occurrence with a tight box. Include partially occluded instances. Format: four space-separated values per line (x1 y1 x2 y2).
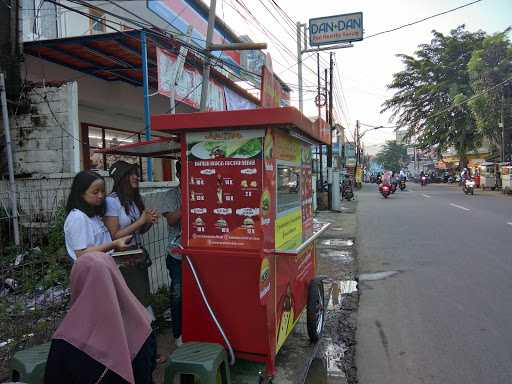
304 198 359 384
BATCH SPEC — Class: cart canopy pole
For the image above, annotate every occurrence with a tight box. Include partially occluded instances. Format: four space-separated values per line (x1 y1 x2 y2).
141 30 153 181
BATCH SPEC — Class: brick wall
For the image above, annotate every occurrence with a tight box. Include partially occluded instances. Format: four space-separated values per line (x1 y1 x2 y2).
11 81 80 177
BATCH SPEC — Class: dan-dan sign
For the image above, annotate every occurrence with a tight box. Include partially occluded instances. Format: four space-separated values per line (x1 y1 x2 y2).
309 12 363 46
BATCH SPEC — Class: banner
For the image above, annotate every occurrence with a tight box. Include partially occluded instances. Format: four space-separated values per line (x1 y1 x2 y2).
157 48 225 111
224 86 257 111
147 0 240 68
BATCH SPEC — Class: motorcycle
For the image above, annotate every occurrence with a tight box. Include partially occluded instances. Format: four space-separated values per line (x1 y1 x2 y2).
341 182 354 201
399 179 406 191
420 175 427 186
379 184 391 198
390 181 397 194
463 178 475 195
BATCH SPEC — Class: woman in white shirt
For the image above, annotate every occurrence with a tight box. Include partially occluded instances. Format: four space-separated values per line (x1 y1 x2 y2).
64 171 131 261
104 161 158 244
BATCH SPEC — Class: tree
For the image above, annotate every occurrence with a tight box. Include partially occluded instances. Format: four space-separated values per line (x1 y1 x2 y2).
467 29 512 158
382 26 486 168
375 141 408 172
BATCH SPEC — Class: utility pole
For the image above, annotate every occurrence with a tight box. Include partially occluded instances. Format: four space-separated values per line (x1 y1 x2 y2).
327 53 334 209
199 0 217 112
200 1 266 111
317 52 323 188
354 120 360 186
1 73 20 246
501 90 505 162
324 68 332 207
296 21 304 112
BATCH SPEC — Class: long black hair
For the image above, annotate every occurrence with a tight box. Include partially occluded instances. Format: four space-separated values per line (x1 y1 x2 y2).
111 170 145 216
66 171 106 217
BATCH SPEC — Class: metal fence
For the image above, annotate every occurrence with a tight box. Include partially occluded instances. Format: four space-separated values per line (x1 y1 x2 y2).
0 177 174 379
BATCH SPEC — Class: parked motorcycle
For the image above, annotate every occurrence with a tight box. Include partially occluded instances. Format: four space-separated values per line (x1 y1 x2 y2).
463 178 475 195
379 184 391 198
399 179 406 191
341 182 354 201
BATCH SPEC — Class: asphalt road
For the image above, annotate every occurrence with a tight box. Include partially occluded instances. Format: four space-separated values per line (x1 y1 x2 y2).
356 183 512 384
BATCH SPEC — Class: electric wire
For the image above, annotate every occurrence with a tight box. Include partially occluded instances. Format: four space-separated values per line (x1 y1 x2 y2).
364 0 483 40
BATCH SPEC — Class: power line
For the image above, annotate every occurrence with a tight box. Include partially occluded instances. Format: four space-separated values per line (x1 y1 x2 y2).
365 0 483 40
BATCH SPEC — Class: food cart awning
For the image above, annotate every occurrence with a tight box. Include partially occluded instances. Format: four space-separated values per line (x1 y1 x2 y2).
95 137 180 158
151 107 331 145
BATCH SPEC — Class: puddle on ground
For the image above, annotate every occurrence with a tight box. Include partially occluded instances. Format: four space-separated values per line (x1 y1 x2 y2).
359 270 400 281
320 239 354 247
324 341 346 378
321 250 353 264
327 280 358 310
305 339 346 383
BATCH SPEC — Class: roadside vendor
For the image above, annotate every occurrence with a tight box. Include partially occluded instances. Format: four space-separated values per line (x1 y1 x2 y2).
162 160 183 346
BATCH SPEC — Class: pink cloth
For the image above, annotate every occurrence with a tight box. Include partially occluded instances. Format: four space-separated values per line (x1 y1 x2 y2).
382 171 392 185
53 252 151 384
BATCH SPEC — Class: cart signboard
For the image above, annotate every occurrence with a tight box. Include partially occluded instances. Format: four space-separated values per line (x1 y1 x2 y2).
186 129 264 249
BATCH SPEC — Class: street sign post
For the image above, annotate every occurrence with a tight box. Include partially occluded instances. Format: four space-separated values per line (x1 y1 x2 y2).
309 12 363 46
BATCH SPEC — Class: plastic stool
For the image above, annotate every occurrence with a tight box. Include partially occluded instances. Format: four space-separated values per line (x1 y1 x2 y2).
8 342 51 384
164 342 231 384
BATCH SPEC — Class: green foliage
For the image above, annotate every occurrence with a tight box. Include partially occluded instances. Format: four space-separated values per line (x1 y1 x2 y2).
47 205 67 258
468 29 512 152
382 26 487 166
148 286 171 330
375 141 408 173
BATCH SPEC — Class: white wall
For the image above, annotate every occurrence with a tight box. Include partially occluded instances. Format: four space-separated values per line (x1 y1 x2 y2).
22 56 193 180
11 81 79 176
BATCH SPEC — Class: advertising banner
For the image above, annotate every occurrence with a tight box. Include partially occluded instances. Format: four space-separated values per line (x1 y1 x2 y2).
309 12 363 46
224 86 257 111
301 145 313 240
275 243 315 352
186 129 265 249
260 54 282 108
147 0 240 68
157 48 226 111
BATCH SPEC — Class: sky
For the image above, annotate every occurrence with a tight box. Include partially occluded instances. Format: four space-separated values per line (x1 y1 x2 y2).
219 0 512 154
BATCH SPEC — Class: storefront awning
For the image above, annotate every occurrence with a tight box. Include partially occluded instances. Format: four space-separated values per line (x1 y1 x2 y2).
24 29 260 106
95 137 180 158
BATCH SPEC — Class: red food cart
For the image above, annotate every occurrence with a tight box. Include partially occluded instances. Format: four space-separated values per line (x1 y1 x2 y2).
153 106 330 376
101 107 331 378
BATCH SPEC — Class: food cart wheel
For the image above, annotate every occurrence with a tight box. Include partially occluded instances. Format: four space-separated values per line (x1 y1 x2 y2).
307 277 325 342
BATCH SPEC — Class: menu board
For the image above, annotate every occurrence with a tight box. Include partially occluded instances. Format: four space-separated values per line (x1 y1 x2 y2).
186 129 264 249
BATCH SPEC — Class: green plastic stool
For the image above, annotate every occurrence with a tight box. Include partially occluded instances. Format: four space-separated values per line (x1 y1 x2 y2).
8 342 51 384
164 342 231 384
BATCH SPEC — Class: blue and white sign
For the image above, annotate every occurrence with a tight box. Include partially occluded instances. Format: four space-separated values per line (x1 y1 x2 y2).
309 12 363 46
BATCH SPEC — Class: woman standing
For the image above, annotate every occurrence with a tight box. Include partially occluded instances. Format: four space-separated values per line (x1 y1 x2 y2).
104 161 158 245
64 171 132 261
104 161 158 307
